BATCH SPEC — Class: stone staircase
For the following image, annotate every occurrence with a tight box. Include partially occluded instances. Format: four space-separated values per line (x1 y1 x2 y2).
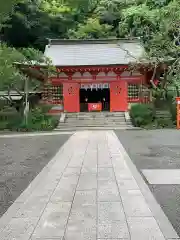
55 112 135 131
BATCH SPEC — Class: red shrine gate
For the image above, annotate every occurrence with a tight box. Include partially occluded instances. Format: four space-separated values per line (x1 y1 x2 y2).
48 66 148 113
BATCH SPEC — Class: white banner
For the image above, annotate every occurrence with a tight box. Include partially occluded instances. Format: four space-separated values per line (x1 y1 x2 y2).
80 83 109 90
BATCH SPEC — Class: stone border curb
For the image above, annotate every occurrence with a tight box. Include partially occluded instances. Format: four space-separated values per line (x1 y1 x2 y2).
60 112 66 123
0 131 73 138
124 111 131 122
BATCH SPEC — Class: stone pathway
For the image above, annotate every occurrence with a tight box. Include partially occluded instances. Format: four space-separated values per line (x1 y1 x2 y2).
0 131 178 240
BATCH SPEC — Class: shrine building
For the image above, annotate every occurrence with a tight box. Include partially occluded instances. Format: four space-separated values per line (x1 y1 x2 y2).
41 39 152 113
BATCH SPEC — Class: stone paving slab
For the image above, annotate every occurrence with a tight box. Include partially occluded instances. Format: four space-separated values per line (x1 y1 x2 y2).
120 189 152 217
72 190 96 207
33 202 71 238
127 217 166 240
98 202 125 222
0 130 178 240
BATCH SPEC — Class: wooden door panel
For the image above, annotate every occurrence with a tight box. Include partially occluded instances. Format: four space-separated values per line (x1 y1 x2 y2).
63 83 80 112
110 81 128 112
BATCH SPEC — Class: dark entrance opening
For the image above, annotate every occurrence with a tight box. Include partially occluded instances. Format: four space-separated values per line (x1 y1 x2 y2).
80 88 110 112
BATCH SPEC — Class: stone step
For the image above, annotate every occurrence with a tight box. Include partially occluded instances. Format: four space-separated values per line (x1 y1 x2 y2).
66 114 125 116
54 126 136 131
66 120 125 123
66 116 125 120
57 125 130 128
65 120 125 123
66 117 125 120
67 114 125 116
57 111 134 130
62 119 126 122
58 122 130 126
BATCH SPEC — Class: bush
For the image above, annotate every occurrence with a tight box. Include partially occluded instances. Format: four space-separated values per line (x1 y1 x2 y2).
169 102 176 124
155 118 174 128
0 121 8 130
0 111 22 130
0 105 59 131
16 106 59 131
17 116 58 131
38 104 52 114
130 104 155 127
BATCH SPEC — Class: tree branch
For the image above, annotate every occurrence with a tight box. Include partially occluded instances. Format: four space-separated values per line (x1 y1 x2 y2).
118 44 137 60
0 95 11 102
150 64 157 88
14 87 24 96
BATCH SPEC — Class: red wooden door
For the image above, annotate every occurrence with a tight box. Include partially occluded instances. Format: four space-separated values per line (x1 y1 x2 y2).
63 83 80 112
110 81 128 112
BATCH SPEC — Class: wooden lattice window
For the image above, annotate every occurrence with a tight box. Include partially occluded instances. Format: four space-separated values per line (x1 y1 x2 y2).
128 84 139 101
51 85 63 104
42 84 63 104
52 85 63 100
128 84 150 103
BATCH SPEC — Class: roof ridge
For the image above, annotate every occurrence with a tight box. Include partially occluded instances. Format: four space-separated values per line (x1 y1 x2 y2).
47 38 141 45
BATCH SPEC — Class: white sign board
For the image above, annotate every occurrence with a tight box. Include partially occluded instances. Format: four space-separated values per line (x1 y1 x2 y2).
80 83 109 90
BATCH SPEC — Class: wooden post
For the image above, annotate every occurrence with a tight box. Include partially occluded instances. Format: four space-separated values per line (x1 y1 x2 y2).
176 97 180 129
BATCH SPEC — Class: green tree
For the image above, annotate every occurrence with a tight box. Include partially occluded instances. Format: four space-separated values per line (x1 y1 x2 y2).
68 18 113 39
0 0 20 28
1 0 76 50
0 44 51 112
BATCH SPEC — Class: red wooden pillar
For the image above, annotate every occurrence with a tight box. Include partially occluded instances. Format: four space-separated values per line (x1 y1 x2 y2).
63 83 80 112
110 79 128 112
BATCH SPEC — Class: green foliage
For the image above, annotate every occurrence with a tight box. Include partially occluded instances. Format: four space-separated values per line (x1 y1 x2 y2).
146 0 172 9
130 103 155 127
1 0 77 50
0 121 9 130
154 118 174 128
130 102 177 129
0 0 179 60
0 105 59 131
0 44 26 91
19 47 46 62
68 18 113 39
119 4 160 42
0 44 51 111
0 110 21 130
17 106 59 131
169 102 177 123
0 0 20 28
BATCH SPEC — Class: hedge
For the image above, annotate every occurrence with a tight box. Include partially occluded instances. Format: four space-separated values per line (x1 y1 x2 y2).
130 104 155 127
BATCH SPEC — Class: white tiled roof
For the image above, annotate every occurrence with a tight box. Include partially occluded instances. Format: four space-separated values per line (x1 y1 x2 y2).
44 39 144 66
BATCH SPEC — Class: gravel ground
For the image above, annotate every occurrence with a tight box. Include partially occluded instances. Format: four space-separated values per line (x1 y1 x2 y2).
115 129 180 236
0 134 71 217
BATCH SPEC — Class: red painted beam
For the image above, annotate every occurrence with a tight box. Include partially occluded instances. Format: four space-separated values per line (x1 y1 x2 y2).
56 65 129 73
51 76 144 85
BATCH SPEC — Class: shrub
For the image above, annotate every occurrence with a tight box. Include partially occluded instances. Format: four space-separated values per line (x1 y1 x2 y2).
169 102 176 124
17 116 58 131
38 104 52 114
130 104 155 127
155 118 174 128
0 105 59 131
16 106 59 131
0 121 8 130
